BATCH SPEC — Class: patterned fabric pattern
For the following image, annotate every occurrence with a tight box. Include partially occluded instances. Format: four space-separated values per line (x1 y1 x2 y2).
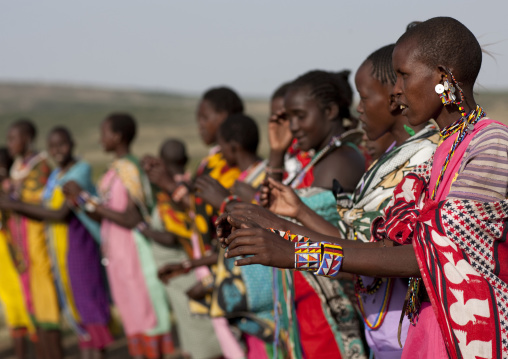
374 168 508 358
337 124 439 242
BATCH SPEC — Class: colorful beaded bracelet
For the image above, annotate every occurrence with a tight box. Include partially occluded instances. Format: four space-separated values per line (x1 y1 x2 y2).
219 195 240 214
269 228 310 243
295 241 322 271
316 242 344 278
270 228 344 278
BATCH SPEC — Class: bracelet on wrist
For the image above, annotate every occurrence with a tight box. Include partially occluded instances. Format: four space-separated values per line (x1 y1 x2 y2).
291 236 344 278
78 191 101 213
220 195 241 214
315 242 344 278
269 228 310 243
295 241 322 271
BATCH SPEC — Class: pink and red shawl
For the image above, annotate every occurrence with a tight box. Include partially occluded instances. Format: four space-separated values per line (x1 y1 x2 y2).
373 119 508 358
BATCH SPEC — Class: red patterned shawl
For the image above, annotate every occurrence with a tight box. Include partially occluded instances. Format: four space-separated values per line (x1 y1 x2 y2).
373 162 508 358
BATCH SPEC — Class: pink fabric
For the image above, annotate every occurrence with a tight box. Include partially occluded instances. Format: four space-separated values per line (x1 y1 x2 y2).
403 119 501 357
428 119 500 201
99 169 157 336
245 334 269 359
78 324 113 349
402 303 447 359
211 317 245 359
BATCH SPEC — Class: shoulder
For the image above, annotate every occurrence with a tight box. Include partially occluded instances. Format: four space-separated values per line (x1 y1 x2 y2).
465 121 508 158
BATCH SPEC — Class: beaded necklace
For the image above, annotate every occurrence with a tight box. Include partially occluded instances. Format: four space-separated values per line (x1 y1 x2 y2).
404 104 486 326
431 104 486 199
288 129 362 189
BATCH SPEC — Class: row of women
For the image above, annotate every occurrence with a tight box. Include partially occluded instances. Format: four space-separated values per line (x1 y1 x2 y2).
0 16 506 359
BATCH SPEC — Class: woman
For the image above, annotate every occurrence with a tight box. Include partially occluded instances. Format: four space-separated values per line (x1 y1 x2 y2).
3 119 60 359
0 147 34 359
220 17 508 358
1 127 112 359
264 70 367 359
65 113 172 359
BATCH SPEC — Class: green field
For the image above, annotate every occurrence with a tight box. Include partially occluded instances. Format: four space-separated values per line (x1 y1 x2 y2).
0 82 507 179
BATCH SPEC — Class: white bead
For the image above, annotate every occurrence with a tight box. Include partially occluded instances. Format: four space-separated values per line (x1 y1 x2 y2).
435 84 445 94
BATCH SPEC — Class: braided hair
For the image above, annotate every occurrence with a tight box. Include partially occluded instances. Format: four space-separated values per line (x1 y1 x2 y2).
366 44 397 86
288 70 353 121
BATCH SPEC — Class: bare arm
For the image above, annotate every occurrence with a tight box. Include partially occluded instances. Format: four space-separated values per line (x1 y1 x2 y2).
141 227 178 247
2 199 71 222
223 225 420 278
93 197 143 229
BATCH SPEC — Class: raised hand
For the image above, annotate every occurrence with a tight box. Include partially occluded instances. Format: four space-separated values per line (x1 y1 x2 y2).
260 177 303 218
268 109 292 153
194 175 230 210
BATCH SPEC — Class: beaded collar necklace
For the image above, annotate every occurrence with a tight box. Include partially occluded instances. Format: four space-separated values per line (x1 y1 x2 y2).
431 104 486 199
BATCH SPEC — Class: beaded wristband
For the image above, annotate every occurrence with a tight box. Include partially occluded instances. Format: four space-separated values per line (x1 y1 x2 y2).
219 195 240 214
269 228 344 277
77 191 101 213
269 228 310 243
315 242 344 278
295 241 322 271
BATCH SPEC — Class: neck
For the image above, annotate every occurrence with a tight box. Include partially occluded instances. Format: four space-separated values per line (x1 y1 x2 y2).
237 151 261 172
317 121 345 151
436 90 477 129
114 144 129 158
391 116 426 146
60 157 76 174
22 148 35 161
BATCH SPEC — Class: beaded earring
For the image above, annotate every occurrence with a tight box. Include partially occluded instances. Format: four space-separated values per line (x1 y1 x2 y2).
435 70 467 118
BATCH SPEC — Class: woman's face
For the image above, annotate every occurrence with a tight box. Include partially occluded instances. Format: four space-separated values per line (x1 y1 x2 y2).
47 132 73 167
217 133 236 168
284 87 332 152
355 61 396 141
196 99 227 146
392 39 442 126
6 127 28 157
100 120 119 153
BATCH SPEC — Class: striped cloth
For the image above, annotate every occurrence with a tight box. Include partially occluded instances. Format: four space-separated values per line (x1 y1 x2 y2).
448 122 508 202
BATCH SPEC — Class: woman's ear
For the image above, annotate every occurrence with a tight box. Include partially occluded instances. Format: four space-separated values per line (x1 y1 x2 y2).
325 103 339 122
437 65 450 84
389 94 400 113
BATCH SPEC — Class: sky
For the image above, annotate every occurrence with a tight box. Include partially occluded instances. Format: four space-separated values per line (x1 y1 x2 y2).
1 1 507 97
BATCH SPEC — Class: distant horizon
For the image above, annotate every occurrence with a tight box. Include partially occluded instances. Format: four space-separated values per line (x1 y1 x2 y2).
2 1 508 99
1 79 507 100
